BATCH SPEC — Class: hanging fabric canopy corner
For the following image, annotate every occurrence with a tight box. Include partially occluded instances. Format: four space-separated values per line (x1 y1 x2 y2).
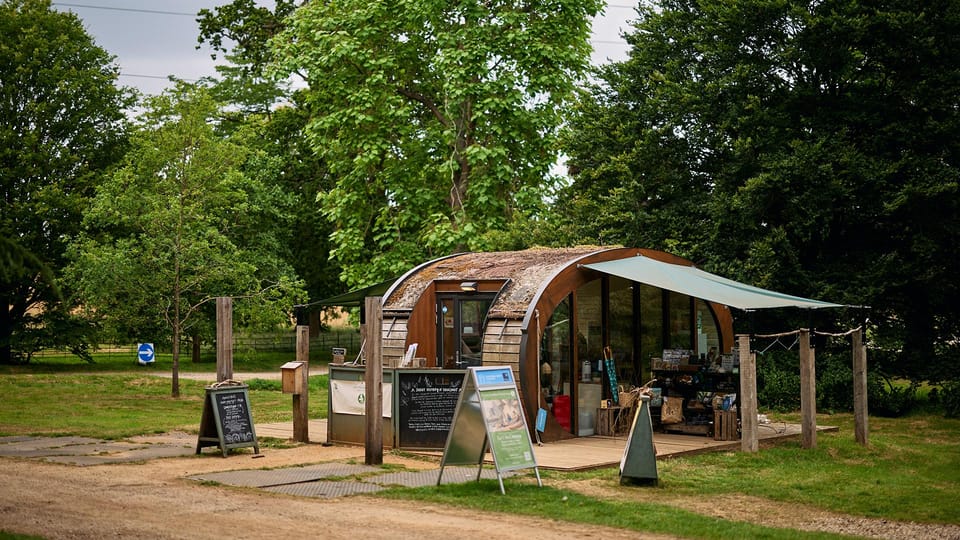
581 255 845 311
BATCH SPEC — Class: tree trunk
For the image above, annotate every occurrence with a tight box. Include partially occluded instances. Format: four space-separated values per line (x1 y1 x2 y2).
171 285 181 397
172 326 181 398
0 293 13 364
192 332 201 363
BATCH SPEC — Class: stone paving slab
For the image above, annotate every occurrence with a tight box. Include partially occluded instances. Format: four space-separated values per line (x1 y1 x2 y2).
12 441 143 458
0 436 194 464
264 480 384 498
369 466 512 488
189 463 379 488
44 445 196 466
0 436 103 454
0 436 44 444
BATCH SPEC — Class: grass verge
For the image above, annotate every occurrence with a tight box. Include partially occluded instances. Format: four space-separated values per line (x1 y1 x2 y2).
0 373 328 439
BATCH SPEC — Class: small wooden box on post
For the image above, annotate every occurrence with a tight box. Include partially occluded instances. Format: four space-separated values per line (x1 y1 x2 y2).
281 361 305 394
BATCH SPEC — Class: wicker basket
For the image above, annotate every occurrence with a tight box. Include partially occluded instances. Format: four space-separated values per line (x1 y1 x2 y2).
618 385 638 409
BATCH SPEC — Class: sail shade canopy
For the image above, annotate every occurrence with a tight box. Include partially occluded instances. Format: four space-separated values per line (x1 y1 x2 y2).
582 256 843 311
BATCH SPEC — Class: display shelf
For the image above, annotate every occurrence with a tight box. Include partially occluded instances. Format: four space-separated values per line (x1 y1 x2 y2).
649 367 740 437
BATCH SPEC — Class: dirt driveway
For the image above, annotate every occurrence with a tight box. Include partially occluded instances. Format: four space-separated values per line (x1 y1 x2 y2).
2 437 958 540
0 440 668 540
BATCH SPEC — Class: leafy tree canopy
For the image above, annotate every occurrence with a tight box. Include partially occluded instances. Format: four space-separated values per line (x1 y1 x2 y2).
0 0 130 363
197 1 343 306
271 0 603 288
68 84 305 395
559 0 960 380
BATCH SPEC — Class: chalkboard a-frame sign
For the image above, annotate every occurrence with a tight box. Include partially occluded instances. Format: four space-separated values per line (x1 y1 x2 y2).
196 383 260 457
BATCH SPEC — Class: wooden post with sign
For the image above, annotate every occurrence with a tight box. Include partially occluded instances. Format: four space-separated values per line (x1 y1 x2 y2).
364 296 383 465
216 297 233 382
799 329 817 449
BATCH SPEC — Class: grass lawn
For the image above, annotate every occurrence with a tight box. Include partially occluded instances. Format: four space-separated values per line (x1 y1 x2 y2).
0 372 328 438
0 349 323 374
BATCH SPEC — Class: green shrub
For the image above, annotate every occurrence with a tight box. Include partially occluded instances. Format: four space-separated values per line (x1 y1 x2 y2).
756 352 800 411
943 381 960 418
245 378 281 391
815 351 854 412
868 376 918 417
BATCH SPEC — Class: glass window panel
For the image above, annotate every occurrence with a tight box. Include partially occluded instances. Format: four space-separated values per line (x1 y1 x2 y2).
695 299 721 363
668 292 692 350
609 276 637 386
639 284 663 381
576 279 603 369
541 295 572 432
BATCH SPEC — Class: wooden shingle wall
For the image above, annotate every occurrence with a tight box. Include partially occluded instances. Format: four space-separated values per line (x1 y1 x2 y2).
481 318 524 375
381 314 409 367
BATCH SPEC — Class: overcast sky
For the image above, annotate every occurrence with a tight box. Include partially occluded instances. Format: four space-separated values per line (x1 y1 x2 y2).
51 1 638 96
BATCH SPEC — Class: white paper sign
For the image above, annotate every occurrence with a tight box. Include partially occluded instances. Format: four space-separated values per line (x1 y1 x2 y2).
331 380 392 418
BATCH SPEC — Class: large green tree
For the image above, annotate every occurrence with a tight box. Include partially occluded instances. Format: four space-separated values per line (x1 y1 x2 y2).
560 0 960 379
197 0 343 305
69 84 305 396
271 0 603 288
0 0 130 363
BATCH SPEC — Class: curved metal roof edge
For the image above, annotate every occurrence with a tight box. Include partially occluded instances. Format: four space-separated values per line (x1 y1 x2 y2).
381 252 468 308
518 247 639 331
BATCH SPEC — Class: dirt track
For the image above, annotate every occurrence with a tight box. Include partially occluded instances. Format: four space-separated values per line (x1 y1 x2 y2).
2 438 958 540
0 442 669 540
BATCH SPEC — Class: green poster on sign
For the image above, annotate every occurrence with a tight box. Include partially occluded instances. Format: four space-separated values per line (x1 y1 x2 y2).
480 388 535 470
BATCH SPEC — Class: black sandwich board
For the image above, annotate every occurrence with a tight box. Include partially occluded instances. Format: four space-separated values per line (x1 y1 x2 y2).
196 383 260 457
437 366 541 494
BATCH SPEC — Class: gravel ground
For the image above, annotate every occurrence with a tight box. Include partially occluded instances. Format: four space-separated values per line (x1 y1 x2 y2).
0 443 671 540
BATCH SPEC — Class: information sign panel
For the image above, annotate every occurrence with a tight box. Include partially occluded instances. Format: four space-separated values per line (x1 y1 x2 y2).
397 371 464 449
137 343 155 365
438 366 541 494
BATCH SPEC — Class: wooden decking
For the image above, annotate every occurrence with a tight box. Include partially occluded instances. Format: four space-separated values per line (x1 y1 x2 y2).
529 423 838 471
256 419 837 472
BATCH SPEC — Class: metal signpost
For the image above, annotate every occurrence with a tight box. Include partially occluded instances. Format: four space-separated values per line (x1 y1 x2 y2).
438 366 541 494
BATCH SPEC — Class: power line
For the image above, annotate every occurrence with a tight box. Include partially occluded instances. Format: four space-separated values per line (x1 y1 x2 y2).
119 73 197 82
52 2 197 17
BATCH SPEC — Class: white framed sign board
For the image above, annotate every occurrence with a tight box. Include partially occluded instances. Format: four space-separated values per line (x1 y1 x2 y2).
437 366 542 494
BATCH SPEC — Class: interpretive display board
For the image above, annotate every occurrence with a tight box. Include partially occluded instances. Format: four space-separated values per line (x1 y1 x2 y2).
196 383 259 457
396 371 465 449
438 366 541 494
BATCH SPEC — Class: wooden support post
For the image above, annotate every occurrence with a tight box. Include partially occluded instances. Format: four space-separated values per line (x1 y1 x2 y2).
738 335 758 453
364 296 383 465
799 328 817 449
293 324 310 443
852 328 869 446
216 297 233 382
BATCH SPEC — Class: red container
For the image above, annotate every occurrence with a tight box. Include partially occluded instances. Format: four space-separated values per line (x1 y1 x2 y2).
552 395 571 430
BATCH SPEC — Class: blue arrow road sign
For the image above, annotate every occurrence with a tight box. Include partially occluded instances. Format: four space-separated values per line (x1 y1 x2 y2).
137 343 155 364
